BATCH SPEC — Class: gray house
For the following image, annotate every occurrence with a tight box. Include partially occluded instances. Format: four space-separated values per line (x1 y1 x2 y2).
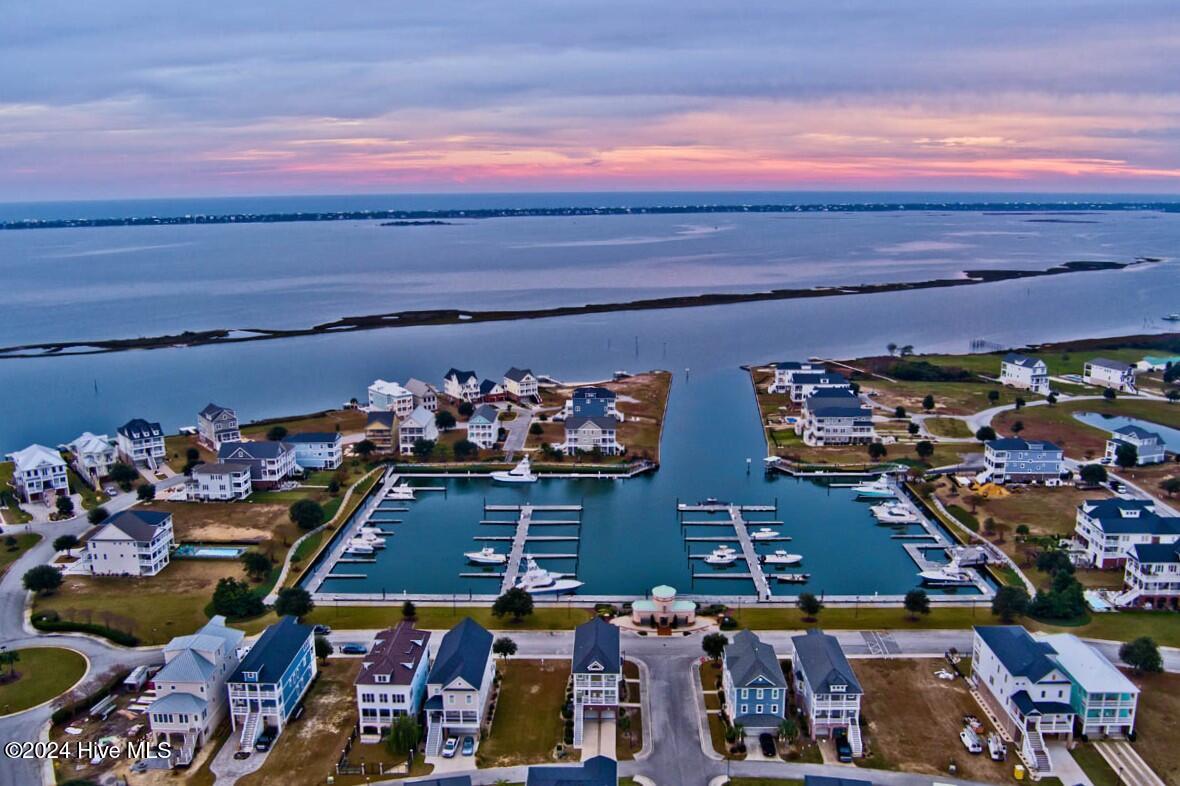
1105 425 1167 466
791 629 863 755
571 617 621 746
981 438 1064 484
722 630 788 732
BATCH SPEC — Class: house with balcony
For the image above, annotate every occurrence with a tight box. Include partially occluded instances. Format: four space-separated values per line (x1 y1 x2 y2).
369 380 415 417
286 432 343 470
148 615 244 766
1084 358 1137 393
766 361 824 394
723 630 788 734
85 510 174 576
66 432 117 489
399 406 440 455
1104 425 1167 466
405 378 439 412
443 369 481 402
1000 354 1051 395
188 462 252 501
790 629 863 756
785 371 850 403
196 404 241 450
366 411 396 449
218 441 297 490
356 622 432 743
424 618 494 756
1120 542 1180 609
980 438 1064 485
466 405 499 450
227 616 317 751
1036 633 1139 738
798 390 876 447
116 418 166 469
7 443 70 503
971 626 1075 776
559 386 623 422
557 416 624 456
526 756 618 786
571 618 621 747
503 367 539 402
1073 498 1179 569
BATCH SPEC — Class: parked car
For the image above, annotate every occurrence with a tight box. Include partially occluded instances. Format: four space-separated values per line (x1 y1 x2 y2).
834 728 852 762
233 750 251 760
461 736 475 756
758 733 776 758
340 642 367 655
313 624 331 636
987 732 1007 761
255 727 276 752
442 737 459 758
960 727 983 754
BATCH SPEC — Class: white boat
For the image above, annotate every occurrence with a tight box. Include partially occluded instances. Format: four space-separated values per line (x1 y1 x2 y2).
491 456 538 484
388 485 416 500
775 573 811 584
515 556 584 595
852 477 896 499
870 503 919 524
749 527 781 540
762 550 803 566
344 540 374 556
1162 313 1180 322
986 732 1007 761
464 547 507 565
919 557 977 587
703 547 740 565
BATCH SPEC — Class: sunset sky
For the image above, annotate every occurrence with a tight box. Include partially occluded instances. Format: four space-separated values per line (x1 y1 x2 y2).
3 1 1180 200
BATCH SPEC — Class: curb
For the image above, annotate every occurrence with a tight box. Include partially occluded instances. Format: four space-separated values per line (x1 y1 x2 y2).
0 645 91 719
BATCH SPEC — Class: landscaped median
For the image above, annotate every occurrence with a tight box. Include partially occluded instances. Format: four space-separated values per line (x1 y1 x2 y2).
0 647 87 716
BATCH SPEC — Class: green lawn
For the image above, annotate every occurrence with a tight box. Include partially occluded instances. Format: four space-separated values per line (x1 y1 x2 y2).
924 417 973 439
1071 745 1119 786
993 398 1180 458
65 467 109 511
0 533 41 575
0 461 33 524
0 647 87 715
305 604 596 631
476 659 569 767
914 347 1149 379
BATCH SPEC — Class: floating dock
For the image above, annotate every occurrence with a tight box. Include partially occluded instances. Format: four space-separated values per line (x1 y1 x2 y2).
678 501 777 600
475 502 585 594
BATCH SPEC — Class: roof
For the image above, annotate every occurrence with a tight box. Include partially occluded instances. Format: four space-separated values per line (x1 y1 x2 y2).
1132 542 1180 564
1003 353 1045 368
285 432 342 444
809 404 871 420
147 691 207 717
218 440 293 460
427 617 492 690
445 368 477 384
727 630 787 689
357 622 431 687
986 438 1062 453
805 387 859 401
94 510 172 543
1088 357 1134 372
526 756 617 786
974 626 1062 682
791 629 862 695
68 432 113 455
165 615 244 655
402 405 434 427
1037 633 1138 696
199 403 234 419
369 379 412 397
504 367 535 382
1011 689 1074 716
405 378 437 396
572 618 620 674
572 386 615 400
1079 499 1177 535
469 405 499 425
479 379 502 395
8 443 65 472
118 418 162 439
771 361 818 371
191 461 251 475
367 411 396 428
565 415 618 431
231 616 313 684
790 371 848 385
1112 424 1163 441
805 776 874 786
154 649 216 684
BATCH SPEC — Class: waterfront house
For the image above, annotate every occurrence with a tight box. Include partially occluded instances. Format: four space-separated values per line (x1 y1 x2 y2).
571 617 621 747
1084 358 1137 393
503 367 539 402
557 415 624 456
405 378 439 412
188 462 252 502
478 378 507 403
116 418 166 469
1073 498 1179 569
1104 425 1167 466
356 622 432 743
971 626 1076 774
7 443 69 503
196 403 241 450
1120 542 1180 609
980 438 1064 485
790 629 863 755
85 510 174 576
369 379 415 417
148 615 244 766
722 630 788 733
1000 354 1051 395
560 386 623 421
423 618 494 756
526 756 617 786
798 390 875 447
286 432 343 470
786 371 850 403
366 411 396 450
466 405 499 450
66 432 117 488
398 406 440 455
1036 633 1139 738
767 361 824 394
228 616 317 750
631 585 696 628
443 369 481 402
218 441 297 490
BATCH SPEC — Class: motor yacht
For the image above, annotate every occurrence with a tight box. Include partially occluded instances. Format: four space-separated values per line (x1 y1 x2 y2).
762 550 803 566
491 456 538 484
852 477 896 498
344 540 374 556
775 573 811 584
464 546 508 565
749 527 781 540
703 547 740 565
514 556 584 595
919 557 977 587
870 503 919 524
388 485 416 500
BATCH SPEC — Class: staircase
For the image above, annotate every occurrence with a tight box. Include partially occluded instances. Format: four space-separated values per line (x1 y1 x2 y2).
238 712 260 750
1113 587 1142 608
573 704 584 747
174 736 196 766
425 719 443 755
848 723 864 757
1022 727 1052 775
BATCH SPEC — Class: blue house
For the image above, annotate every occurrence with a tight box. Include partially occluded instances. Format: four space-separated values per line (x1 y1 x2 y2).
526 755 617 785
722 630 788 732
565 386 622 420
227 616 317 751
1105 425 1167 466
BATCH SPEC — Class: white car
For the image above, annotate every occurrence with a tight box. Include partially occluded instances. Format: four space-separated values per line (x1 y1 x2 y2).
960 727 983 754
442 737 459 758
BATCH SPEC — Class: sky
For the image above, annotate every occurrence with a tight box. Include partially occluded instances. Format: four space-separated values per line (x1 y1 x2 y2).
3 1 1180 201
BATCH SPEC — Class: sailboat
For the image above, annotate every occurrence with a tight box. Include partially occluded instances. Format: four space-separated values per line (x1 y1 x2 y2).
491 456 538 483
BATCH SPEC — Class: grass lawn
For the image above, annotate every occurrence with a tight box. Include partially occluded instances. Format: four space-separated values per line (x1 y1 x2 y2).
0 647 87 716
65 467 109 510
616 705 642 761
163 434 218 473
1070 744 1120 786
1125 669 1180 785
142 500 300 555
240 408 368 440
993 399 1180 460
0 461 33 524
924 417 973 439
865 380 1040 416
0 532 41 575
477 659 569 767
305 604 596 631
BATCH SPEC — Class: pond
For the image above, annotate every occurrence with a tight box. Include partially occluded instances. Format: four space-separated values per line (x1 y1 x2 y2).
1072 412 1180 453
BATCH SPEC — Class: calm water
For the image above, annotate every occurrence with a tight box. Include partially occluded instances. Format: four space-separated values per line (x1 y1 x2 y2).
1072 412 1180 452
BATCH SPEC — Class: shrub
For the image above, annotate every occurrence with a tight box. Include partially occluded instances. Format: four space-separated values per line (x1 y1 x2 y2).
33 611 139 647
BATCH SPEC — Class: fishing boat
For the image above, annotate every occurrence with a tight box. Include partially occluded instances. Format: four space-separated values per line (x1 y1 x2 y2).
388 485 416 500
464 546 507 565
1163 313 1180 322
749 527 781 540
775 573 811 584
344 539 374 556
919 557 977 587
870 503 919 524
762 550 803 566
491 456 538 484
703 547 739 565
515 556 584 595
852 477 896 499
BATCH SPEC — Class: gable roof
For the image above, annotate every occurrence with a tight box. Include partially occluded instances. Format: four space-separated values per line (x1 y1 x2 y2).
118 418 162 439
974 626 1062 682
218 440 293 460
405 378 437 397
986 437 1062 453
572 386 616 400
727 630 787 689
1132 542 1180 564
1112 424 1162 441
147 691 208 717
8 443 66 472
789 371 847 385
199 403 234 419
1088 357 1133 373
1003 353 1045 369
565 415 618 431
504 367 535 382
285 432 342 444
367 411 396 429
68 432 114 455
191 461 250 475
357 622 431 687
810 404 872 420
445 368 477 384
573 618 620 674
470 405 499 425
791 629 862 694
94 510 172 543
805 387 859 401
479 379 503 395
231 616 313 684
526 756 617 786
402 405 434 428
427 617 492 689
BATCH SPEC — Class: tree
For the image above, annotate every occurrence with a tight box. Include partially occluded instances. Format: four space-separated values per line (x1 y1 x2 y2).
867 442 887 461
386 715 422 765
1014 397 1026 410
315 634 333 660
900 344 914 357
55 495 75 517
1115 442 1139 470
907 421 920 436
491 587 534 622
1119 637 1163 674
493 636 518 660
435 410 457 430
894 406 907 419
53 534 80 556
327 478 341 495
267 425 289 441
701 632 728 662
886 342 898 356
402 600 417 620
915 441 934 460
23 564 63 595
211 577 264 619
619 712 633 747
778 717 799 746
241 551 272 581
1079 463 1108 485
903 589 930 620
1011 420 1025 435
0 649 19 678
354 439 377 459
529 422 543 436
411 439 436 460
289 498 326 530
987 389 1000 404
1103 387 1117 401
975 426 996 442
109 462 139 491
991 586 1029 623
87 506 110 525
1160 478 1180 498
1047 392 1058 405
458 401 475 418
922 394 935 412
274 587 314 619
1167 389 1180 404
797 592 823 621
136 483 156 501
453 439 479 460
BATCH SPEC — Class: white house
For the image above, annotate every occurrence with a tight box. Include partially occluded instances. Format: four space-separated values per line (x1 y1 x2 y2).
369 380 415 417
785 371 850 403
66 432 117 488
197 404 241 450
423 618 494 755
571 618 621 747
443 369 481 402
85 510 174 576
116 418 166 469
466 405 499 450
7 443 70 503
503 367 539 402
766 361 824 394
148 616 244 766
227 616 317 750
798 390 875 447
399 406 440 455
1104 425 1167 466
356 622 432 743
1084 358 1137 393
1001 354 1051 395
188 462 252 502
1120 542 1180 609
218 441 297 490
981 438 1064 485
286 432 343 470
723 630 788 734
1073 498 1179 569
790 629 863 756
557 416 624 456
1036 633 1139 738
405 378 439 412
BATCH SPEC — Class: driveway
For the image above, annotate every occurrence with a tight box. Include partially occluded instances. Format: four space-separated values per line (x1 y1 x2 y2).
501 409 534 459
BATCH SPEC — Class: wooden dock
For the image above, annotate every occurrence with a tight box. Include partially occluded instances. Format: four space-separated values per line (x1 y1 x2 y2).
476 502 584 594
679 502 775 600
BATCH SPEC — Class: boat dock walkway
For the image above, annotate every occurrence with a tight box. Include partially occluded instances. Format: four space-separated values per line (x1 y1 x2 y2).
889 483 993 595
478 502 584 594
678 502 775 601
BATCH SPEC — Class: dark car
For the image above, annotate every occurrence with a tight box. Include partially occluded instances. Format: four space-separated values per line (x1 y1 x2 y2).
313 624 331 636
233 751 251 760
254 727 276 752
834 728 853 762
340 642 367 655
758 733 776 758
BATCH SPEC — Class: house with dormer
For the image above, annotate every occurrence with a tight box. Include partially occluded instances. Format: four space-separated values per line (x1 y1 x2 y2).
466 405 499 450
227 616 317 751
1073 498 1180 569
557 416 624 456
1121 542 1180 609
766 361 824 394
66 432 117 488
723 630 788 734
790 629 863 755
571 618 621 747
1104 425 1167 466
559 386 623 421
116 418 166 469
443 369 481 402
503 367 539 402
197 404 241 450
355 622 432 743
424 618 494 755
218 441 297 489
1000 354 1050 395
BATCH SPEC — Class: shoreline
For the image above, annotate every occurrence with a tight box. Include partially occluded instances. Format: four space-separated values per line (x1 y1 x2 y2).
0 258 1155 360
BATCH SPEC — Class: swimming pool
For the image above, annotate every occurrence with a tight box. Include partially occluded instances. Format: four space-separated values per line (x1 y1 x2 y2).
175 544 246 559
